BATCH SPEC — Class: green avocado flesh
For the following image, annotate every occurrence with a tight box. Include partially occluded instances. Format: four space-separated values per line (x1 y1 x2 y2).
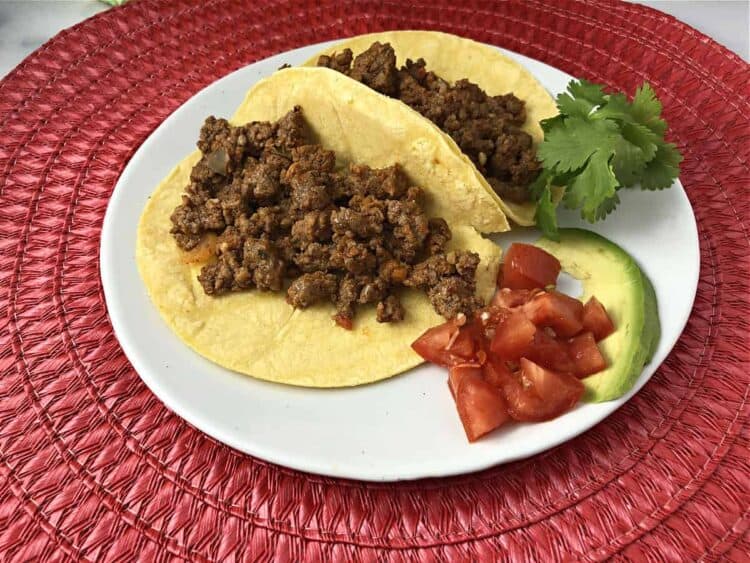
536 229 660 402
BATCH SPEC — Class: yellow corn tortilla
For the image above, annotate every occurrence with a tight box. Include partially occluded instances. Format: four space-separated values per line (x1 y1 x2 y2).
137 67 502 387
304 30 560 226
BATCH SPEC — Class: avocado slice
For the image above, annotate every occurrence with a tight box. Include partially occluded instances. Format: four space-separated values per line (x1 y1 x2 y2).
536 229 660 402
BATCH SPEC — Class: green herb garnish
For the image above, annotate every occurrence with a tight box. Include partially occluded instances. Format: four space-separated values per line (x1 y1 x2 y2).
534 80 682 240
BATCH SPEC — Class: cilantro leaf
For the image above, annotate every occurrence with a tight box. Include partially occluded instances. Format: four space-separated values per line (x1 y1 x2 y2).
592 92 632 122
531 79 681 230
619 121 659 163
630 83 667 135
556 92 595 118
594 193 621 221
567 79 606 105
611 135 648 186
593 85 667 141
538 117 620 173
540 114 564 134
638 140 682 189
534 182 559 240
551 167 584 186
563 152 618 222
528 169 551 201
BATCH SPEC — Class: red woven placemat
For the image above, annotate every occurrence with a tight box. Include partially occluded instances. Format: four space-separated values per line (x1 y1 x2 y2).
0 0 748 560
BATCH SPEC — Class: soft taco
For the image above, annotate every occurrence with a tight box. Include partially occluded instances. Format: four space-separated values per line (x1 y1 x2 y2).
136 67 505 388
304 30 559 225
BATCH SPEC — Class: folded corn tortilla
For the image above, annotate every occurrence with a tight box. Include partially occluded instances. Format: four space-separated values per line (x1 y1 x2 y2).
304 30 560 226
136 67 503 387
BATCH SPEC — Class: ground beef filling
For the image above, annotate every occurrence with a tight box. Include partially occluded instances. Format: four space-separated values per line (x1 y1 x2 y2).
317 42 541 203
169 107 483 328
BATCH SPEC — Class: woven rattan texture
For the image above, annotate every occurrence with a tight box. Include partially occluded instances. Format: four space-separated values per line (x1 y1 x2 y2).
0 0 748 560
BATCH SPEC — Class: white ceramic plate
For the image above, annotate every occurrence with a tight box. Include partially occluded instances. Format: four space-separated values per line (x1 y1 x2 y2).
100 39 699 481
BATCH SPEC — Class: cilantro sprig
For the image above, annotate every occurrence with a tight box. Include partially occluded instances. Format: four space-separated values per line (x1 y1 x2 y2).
533 80 682 239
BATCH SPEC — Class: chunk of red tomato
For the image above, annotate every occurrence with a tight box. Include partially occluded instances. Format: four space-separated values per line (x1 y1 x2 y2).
455 371 510 442
448 364 483 398
489 310 536 360
502 359 584 422
501 243 561 290
567 332 607 377
523 290 584 337
482 357 515 389
412 319 483 367
525 329 576 374
490 287 540 309
582 296 615 341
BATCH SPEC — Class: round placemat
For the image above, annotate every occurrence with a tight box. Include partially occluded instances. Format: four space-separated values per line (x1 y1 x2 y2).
0 0 747 560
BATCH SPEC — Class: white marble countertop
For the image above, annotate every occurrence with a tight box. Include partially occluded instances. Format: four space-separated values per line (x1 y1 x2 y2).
0 0 747 80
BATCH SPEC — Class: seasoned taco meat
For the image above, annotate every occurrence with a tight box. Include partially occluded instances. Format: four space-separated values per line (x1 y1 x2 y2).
170 107 484 328
287 272 339 308
377 294 405 323
317 42 541 203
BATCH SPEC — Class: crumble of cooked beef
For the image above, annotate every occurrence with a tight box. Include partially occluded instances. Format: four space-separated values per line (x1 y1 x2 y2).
317 42 541 203
170 107 483 328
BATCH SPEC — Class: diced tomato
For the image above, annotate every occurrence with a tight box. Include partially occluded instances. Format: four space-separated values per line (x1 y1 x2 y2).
567 332 607 377
490 287 540 309
523 290 584 337
448 364 483 398
500 376 545 422
475 306 509 326
490 310 537 360
482 357 515 388
582 296 615 341
519 358 584 415
525 329 575 374
502 359 584 422
412 319 483 367
474 306 510 341
501 243 561 290
333 313 353 330
413 321 456 366
445 326 473 360
455 371 510 442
